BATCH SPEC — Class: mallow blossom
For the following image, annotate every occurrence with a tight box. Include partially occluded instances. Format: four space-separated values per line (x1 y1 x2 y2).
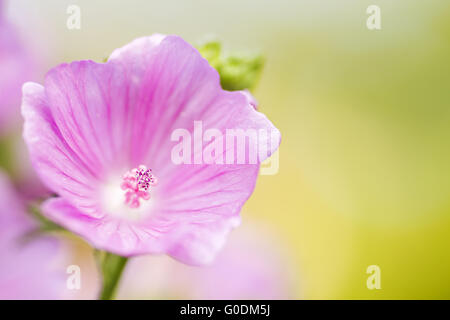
22 34 280 265
0 171 65 299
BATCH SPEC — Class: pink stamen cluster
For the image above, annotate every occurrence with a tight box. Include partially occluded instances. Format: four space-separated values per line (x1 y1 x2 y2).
121 165 158 208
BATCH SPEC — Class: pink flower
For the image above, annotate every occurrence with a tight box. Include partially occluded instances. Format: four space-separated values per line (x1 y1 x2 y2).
22 35 280 265
0 6 35 134
0 1 48 197
0 171 65 299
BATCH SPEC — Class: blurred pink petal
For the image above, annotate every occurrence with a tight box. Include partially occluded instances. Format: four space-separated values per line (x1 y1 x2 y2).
0 11 35 134
118 222 295 299
0 1 48 198
0 171 65 299
22 35 281 265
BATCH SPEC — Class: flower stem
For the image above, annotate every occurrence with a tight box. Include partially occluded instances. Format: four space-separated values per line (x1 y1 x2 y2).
99 252 128 300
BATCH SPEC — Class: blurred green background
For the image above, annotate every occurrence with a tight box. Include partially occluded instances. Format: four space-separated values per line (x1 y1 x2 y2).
6 0 450 299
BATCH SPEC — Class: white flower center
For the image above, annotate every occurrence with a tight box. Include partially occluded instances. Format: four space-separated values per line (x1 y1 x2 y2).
101 165 158 221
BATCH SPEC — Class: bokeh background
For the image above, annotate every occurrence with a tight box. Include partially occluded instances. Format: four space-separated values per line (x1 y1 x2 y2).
1 0 450 299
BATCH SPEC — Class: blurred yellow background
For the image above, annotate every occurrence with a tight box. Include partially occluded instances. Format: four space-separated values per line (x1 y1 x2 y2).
6 0 450 299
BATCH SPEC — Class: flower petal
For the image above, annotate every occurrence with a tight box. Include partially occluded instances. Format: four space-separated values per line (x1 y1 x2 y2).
44 60 131 173
0 21 35 133
22 82 100 216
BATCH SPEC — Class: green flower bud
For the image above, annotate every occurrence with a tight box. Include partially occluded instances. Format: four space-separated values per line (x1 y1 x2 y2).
197 40 222 69
218 53 264 91
197 39 264 92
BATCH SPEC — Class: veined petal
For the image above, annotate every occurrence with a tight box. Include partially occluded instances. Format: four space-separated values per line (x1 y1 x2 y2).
22 82 100 216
